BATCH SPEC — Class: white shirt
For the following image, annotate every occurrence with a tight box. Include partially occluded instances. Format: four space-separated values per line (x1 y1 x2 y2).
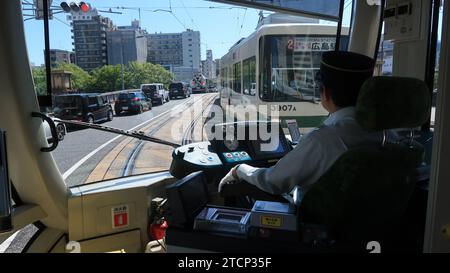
234 107 398 204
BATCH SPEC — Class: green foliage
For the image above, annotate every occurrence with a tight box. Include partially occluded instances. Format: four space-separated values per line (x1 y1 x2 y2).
32 66 47 96
86 64 123 92
124 62 175 90
54 62 91 91
31 61 175 94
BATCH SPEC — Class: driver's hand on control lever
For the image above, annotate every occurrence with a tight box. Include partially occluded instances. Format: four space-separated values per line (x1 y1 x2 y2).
218 165 240 193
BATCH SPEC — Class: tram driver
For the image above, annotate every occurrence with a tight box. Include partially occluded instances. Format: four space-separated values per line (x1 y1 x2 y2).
218 51 393 205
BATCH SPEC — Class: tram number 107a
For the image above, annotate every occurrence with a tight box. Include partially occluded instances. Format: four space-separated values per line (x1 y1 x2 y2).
271 105 297 112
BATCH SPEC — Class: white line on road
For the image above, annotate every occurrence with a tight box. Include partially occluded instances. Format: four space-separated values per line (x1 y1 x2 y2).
62 97 196 180
0 231 19 253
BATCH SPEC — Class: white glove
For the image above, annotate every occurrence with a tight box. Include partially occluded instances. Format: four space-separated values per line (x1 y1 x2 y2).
218 167 239 193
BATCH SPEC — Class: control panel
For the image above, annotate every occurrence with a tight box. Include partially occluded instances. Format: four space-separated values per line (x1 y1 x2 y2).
222 151 252 163
169 121 292 179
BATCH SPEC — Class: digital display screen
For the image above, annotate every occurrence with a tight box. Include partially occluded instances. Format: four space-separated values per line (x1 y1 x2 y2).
384 7 396 18
216 213 243 223
398 4 410 16
166 171 209 227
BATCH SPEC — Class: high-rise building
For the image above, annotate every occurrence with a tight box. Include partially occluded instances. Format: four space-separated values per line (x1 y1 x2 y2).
147 29 201 81
147 32 183 66
181 29 201 69
201 49 216 79
47 49 74 68
69 9 114 71
107 20 147 66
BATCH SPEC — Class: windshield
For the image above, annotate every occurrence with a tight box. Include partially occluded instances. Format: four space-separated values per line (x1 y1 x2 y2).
23 0 354 187
118 93 135 99
142 85 157 92
169 83 183 90
54 96 82 109
260 35 348 102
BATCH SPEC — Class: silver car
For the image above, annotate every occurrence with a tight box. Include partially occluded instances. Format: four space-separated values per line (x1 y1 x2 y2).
43 116 67 142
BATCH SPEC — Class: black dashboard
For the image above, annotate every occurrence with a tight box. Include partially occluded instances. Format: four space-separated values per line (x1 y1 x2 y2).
169 121 292 180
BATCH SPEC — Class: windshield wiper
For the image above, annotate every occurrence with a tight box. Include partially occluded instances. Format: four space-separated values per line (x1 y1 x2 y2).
56 119 181 148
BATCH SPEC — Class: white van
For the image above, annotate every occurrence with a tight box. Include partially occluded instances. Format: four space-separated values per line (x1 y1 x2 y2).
140 83 170 105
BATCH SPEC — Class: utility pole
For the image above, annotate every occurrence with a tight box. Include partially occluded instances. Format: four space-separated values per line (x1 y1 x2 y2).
120 34 125 90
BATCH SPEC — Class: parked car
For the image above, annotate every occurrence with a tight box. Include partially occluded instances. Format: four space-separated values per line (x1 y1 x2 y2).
53 93 114 124
207 86 218 93
169 82 191 99
43 116 67 142
114 91 152 115
141 83 170 105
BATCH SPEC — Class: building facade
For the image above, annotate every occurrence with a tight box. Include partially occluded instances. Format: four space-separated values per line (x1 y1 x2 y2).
47 49 74 68
147 29 201 81
201 49 216 79
107 20 148 66
147 32 183 66
69 9 114 71
181 29 201 69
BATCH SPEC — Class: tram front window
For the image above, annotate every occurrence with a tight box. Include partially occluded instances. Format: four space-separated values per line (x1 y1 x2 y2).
260 35 342 102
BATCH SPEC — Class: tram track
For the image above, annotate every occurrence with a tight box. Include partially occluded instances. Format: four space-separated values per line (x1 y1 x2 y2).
85 93 217 182
181 94 218 145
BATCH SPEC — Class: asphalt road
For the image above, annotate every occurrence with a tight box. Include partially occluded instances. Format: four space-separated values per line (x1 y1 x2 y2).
52 95 196 187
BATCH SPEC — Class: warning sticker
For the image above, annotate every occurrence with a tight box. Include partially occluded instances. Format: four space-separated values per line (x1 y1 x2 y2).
112 205 129 229
260 215 282 228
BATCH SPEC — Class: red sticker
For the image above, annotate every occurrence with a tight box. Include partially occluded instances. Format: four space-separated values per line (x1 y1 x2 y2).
112 205 129 229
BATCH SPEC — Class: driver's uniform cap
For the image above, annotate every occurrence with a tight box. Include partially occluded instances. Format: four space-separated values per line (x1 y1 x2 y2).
318 51 375 93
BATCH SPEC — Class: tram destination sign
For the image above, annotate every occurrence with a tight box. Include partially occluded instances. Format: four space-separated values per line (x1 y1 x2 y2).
211 0 343 20
293 37 336 52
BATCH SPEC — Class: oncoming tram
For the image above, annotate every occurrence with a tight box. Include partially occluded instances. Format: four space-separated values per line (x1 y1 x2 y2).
220 14 349 129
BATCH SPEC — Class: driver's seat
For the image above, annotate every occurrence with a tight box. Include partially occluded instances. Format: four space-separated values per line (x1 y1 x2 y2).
298 76 431 250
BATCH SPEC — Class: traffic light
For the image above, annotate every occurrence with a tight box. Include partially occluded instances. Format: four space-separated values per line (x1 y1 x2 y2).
60 2 71 12
80 2 90 12
70 2 80 12
60 1 90 13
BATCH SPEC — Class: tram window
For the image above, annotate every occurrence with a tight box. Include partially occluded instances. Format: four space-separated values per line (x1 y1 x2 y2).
233 62 242 93
431 0 444 129
243 56 256 96
377 39 394 76
260 34 339 102
229 66 234 91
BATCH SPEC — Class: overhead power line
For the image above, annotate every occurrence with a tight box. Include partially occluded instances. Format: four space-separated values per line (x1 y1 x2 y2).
179 0 200 30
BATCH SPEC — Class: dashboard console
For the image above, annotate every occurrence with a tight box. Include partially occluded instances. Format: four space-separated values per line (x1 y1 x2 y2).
169 121 292 180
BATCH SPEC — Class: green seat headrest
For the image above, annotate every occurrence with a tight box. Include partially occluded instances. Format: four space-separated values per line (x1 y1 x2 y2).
356 76 431 131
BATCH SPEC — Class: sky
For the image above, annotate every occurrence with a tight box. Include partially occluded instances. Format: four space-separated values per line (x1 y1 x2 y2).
22 0 360 66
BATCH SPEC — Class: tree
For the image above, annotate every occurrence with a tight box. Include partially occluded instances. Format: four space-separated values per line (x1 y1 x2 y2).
125 62 175 89
32 66 47 96
54 62 90 91
87 65 123 92
32 61 176 94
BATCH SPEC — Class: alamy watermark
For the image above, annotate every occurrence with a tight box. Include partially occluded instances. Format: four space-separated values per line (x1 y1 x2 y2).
169 98 282 152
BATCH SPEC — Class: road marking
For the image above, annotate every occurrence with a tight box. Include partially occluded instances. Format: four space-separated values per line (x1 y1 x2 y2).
0 231 19 253
62 98 195 180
